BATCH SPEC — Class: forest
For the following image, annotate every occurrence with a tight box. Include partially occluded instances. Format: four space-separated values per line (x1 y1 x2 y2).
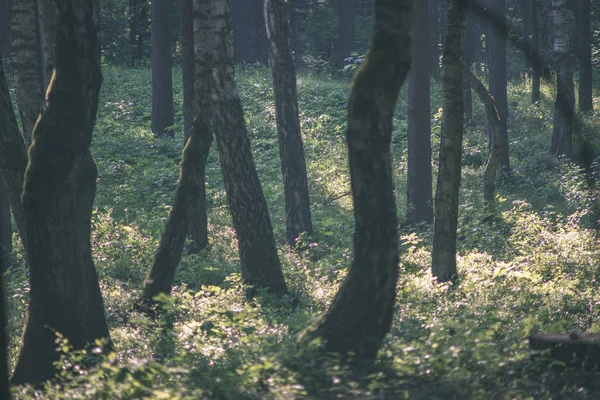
0 0 599 398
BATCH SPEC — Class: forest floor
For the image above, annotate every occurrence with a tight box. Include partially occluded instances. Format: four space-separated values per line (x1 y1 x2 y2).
4 64 600 399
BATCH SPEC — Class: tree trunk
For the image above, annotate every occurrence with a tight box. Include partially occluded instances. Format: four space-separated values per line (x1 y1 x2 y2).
0 0 11 62
128 0 139 66
487 0 509 171
432 0 468 283
0 185 10 271
0 264 9 399
136 0 149 62
300 0 411 363
142 0 214 301
151 0 174 137
11 0 44 144
232 0 269 64
289 0 307 66
429 0 440 78
335 0 356 67
526 0 541 103
407 0 432 225
265 0 313 247
211 0 287 293
577 0 592 112
463 4 476 121
37 0 57 90
550 0 574 157
10 0 111 384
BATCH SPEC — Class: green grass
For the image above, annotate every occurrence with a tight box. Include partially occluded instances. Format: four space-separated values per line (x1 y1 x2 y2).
4 64 600 399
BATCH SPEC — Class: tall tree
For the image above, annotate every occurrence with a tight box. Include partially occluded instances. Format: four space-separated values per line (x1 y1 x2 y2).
429 0 440 78
463 4 476 120
37 0 57 89
232 0 269 64
264 0 313 246
300 0 411 362
487 0 509 170
142 0 214 302
211 0 287 293
0 188 10 272
0 259 9 399
525 0 541 103
11 0 44 144
550 0 574 156
577 0 592 112
289 0 308 65
0 0 11 61
431 0 468 283
407 0 432 225
10 0 111 384
151 0 174 137
335 0 356 67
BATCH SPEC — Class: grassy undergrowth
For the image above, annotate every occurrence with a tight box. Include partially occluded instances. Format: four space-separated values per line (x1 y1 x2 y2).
4 64 600 399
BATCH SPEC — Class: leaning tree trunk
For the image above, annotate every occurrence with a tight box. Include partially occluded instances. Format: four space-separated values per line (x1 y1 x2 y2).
407 0 432 225
142 0 214 302
151 0 174 137
577 0 592 112
265 0 313 247
431 0 468 283
550 0 574 157
37 0 57 90
211 0 287 293
0 265 9 399
10 0 111 384
300 0 411 363
11 0 43 144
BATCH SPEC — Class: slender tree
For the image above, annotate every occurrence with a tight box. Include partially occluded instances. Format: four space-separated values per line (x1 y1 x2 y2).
407 0 432 225
211 0 287 293
289 0 308 65
577 0 592 112
11 0 111 384
335 0 357 67
0 187 10 272
525 0 541 103
487 0 509 170
264 0 313 246
463 4 476 120
550 0 574 157
232 0 269 64
431 0 468 283
300 0 411 362
142 0 214 301
0 0 11 61
429 0 440 78
151 0 174 137
0 259 9 398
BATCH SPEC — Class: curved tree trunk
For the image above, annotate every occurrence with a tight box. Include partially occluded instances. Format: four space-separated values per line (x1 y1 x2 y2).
151 0 174 137
11 0 111 384
37 0 57 90
211 0 287 294
0 265 9 399
300 0 411 363
550 0 574 157
407 0 432 225
11 0 43 144
577 0 592 113
431 0 468 283
265 0 313 247
143 0 214 301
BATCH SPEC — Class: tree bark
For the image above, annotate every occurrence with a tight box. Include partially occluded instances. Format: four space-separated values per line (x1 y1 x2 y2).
550 0 574 157
142 0 214 301
487 0 509 171
211 0 287 293
300 0 411 363
335 0 356 67
429 0 440 78
265 0 313 247
37 0 57 90
0 185 10 271
232 0 269 64
462 4 476 121
151 0 174 137
11 0 44 144
11 0 111 384
432 0 468 283
577 0 592 112
0 264 9 399
407 0 432 225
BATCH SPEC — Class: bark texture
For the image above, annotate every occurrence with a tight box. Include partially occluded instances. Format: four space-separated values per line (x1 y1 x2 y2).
265 0 313 246
142 0 214 301
300 0 411 362
151 0 174 137
407 0 432 225
37 0 57 89
0 187 10 271
11 0 111 384
180 0 194 141
429 0 440 78
232 0 268 64
577 0 592 112
0 265 9 399
550 0 574 157
11 0 44 144
335 0 356 67
211 0 287 293
432 0 467 283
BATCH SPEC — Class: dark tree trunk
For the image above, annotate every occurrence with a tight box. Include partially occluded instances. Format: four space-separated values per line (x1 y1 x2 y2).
530 333 600 368
265 0 313 246
180 0 194 141
407 0 432 225
151 0 174 137
11 0 44 144
0 0 11 62
37 0 57 90
300 0 411 363
0 186 10 271
136 0 149 62
10 0 111 384
551 0 574 157
463 4 476 121
335 0 356 67
487 0 509 171
142 0 214 301
577 0 592 112
232 0 269 64
128 0 139 66
289 0 307 66
429 0 440 78
0 263 9 399
432 0 468 283
526 0 541 103
211 0 287 293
